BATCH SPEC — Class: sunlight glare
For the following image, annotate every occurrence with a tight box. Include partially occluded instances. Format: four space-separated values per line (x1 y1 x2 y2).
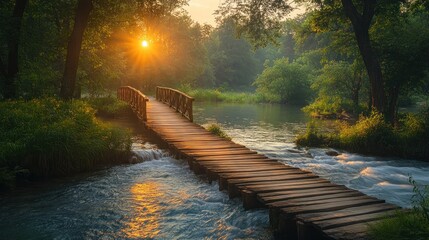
141 40 149 48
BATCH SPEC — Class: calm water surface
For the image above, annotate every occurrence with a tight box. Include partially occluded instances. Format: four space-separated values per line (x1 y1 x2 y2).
194 102 429 208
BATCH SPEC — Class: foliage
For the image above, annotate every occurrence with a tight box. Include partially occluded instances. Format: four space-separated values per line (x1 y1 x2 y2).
338 112 396 155
254 58 312 105
216 0 291 47
180 87 272 104
369 178 429 240
295 121 336 147
203 18 259 90
303 61 368 117
297 109 429 160
205 123 231 140
397 108 429 159
86 96 130 117
0 98 131 189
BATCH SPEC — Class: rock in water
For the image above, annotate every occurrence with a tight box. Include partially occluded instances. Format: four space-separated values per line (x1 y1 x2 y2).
325 150 339 156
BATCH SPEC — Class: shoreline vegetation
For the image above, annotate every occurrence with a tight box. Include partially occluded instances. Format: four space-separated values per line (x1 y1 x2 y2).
295 110 429 161
0 97 132 191
185 87 429 162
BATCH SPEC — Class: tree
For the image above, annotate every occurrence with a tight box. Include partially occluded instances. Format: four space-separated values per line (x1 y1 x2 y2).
254 58 312 104
60 0 93 100
206 18 258 89
0 0 28 99
217 0 407 121
304 60 368 116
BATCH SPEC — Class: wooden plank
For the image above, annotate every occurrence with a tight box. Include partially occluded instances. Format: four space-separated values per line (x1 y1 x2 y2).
206 165 293 173
219 169 308 179
227 173 318 185
195 155 269 161
196 159 278 165
245 178 333 191
258 185 348 198
270 195 374 209
260 188 357 203
297 203 399 224
185 151 258 157
322 220 381 240
314 210 397 230
281 199 385 217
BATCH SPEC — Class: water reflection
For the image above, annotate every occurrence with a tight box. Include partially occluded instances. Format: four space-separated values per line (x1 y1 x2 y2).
123 182 163 239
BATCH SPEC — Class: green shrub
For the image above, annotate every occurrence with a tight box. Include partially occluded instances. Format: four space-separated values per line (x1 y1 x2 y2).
205 123 231 140
86 96 130 117
295 121 337 147
338 111 397 155
179 87 280 104
0 98 131 189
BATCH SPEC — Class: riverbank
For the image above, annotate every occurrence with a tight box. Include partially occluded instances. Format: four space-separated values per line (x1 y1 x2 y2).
179 87 278 103
296 110 429 161
0 97 133 191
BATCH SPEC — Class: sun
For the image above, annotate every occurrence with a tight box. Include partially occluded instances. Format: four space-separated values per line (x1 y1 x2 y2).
141 40 149 48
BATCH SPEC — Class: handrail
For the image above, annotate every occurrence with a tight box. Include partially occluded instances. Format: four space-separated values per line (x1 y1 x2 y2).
156 86 194 122
117 86 149 121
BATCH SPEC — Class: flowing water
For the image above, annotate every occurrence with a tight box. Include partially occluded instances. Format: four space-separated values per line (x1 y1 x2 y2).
2 102 428 239
193 102 429 209
0 137 271 239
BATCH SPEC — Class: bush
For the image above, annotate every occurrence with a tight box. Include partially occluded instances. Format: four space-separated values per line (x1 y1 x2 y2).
296 121 336 147
0 98 131 189
86 96 130 117
338 111 397 155
179 87 273 103
205 123 231 140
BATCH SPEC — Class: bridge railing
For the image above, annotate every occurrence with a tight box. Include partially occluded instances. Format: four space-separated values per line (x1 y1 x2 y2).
117 86 149 121
156 86 194 122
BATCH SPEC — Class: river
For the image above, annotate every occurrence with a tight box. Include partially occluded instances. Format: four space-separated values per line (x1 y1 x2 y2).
193 102 429 209
1 102 428 239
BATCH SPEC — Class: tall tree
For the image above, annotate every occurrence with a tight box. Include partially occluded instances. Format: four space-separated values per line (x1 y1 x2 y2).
340 0 384 114
217 0 406 121
0 0 28 99
60 0 93 100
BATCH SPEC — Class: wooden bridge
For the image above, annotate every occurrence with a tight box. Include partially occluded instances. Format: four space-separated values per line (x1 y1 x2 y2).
117 86 400 240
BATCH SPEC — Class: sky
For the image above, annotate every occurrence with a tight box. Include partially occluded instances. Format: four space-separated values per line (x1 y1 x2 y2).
184 0 306 26
184 0 221 26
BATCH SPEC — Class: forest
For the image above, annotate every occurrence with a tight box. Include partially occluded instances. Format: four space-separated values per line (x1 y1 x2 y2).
1 0 429 170
1 0 429 238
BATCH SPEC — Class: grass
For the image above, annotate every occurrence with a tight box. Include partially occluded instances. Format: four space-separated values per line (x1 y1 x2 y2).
178 87 278 103
369 178 429 240
86 96 130 117
296 110 429 160
205 123 231 140
0 98 132 190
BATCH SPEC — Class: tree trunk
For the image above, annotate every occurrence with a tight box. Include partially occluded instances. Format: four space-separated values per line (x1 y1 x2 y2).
386 86 399 124
353 27 385 114
341 0 386 114
1 0 28 99
60 0 93 100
